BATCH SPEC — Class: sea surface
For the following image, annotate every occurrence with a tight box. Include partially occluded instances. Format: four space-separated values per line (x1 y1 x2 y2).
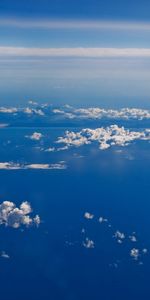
0 126 150 300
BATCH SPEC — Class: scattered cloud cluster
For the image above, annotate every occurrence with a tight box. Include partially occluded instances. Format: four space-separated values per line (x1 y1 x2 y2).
53 106 150 121
82 212 148 265
56 125 150 151
0 106 44 116
65 212 148 267
0 104 150 122
83 238 95 249
23 107 44 116
0 161 67 170
0 201 40 228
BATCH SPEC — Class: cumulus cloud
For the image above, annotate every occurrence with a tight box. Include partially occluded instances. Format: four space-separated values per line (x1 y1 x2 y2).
0 106 44 116
45 147 55 152
23 107 44 116
53 106 150 120
129 234 137 242
1 104 150 121
56 125 150 151
0 201 40 228
99 216 108 223
83 238 95 249
84 212 94 220
130 248 140 260
114 231 125 244
26 132 43 141
0 161 67 170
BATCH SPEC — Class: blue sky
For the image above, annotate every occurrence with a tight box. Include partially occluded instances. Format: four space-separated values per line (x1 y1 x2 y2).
0 0 150 21
0 0 150 107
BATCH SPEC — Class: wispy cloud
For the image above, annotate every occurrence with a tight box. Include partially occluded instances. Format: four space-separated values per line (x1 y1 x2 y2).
1 18 150 31
1 47 150 57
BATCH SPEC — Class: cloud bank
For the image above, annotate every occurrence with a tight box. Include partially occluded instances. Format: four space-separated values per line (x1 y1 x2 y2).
1 47 150 57
53 107 150 120
0 104 150 122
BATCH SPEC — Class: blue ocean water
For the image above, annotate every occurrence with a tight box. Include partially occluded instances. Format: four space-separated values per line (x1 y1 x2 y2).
0 126 150 300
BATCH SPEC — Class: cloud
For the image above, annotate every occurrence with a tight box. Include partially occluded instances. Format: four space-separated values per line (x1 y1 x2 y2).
53 107 150 120
99 217 108 223
1 18 150 31
0 107 18 113
0 106 44 116
0 123 9 128
0 251 10 259
1 47 150 58
113 231 125 244
56 125 150 151
0 162 21 170
83 238 95 249
23 107 44 116
84 212 94 220
129 234 137 242
1 104 150 121
130 248 140 260
45 147 55 152
0 161 67 170
0 201 40 228
26 132 43 141
26 163 66 169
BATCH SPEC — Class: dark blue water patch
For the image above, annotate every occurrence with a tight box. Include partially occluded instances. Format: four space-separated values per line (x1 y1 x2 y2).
0 127 149 299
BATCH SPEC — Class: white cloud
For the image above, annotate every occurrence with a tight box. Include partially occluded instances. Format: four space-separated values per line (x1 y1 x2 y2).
0 107 18 113
56 125 150 151
129 234 137 242
1 18 150 31
114 231 125 244
0 161 67 170
1 47 150 58
130 248 140 260
26 132 43 141
0 162 21 170
23 107 44 116
83 238 95 249
99 216 108 223
45 147 55 152
1 251 10 259
53 107 150 120
84 212 94 220
0 123 9 128
0 201 40 228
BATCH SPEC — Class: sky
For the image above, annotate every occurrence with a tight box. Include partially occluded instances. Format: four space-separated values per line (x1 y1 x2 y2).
0 2 150 299
0 0 150 107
